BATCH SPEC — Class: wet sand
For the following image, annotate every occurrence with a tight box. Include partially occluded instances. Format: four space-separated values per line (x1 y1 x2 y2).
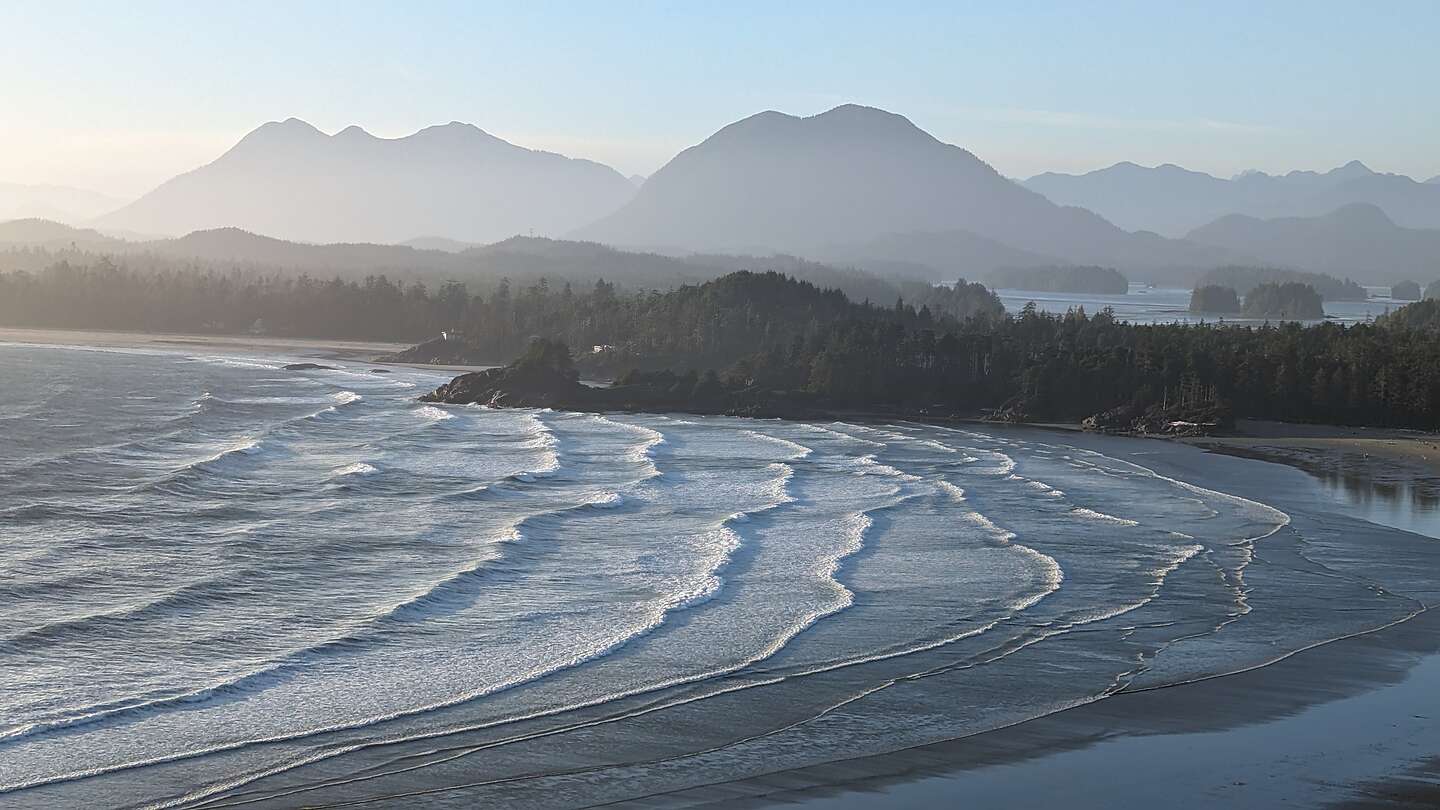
1187 418 1440 482
0 325 498 373
6 327 1437 807
636 607 1440 809
0 326 409 360
634 426 1440 810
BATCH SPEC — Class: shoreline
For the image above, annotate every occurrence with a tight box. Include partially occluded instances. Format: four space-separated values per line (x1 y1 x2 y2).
13 324 1434 487
634 604 1440 810
592 430 1440 810
0 325 501 374
7 327 1438 808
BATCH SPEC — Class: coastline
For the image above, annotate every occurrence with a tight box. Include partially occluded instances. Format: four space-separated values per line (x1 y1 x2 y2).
584 428 1440 810
634 605 1440 809
0 325 499 374
1183 417 1440 483
7 329 1438 808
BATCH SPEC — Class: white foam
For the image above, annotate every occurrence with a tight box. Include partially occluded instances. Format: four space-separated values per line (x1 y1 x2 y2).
1070 507 1140 527
415 405 454 421
743 429 814 460
936 480 967 502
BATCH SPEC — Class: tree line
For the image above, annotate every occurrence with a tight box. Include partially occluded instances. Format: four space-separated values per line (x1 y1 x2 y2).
4 259 1439 429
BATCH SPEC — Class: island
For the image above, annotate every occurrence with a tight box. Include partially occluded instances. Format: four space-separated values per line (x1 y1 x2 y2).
1392 280 1422 300
1241 281 1324 320
1188 285 1241 314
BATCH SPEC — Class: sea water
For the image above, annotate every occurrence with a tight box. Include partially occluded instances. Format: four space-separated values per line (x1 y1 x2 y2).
1 341 1434 808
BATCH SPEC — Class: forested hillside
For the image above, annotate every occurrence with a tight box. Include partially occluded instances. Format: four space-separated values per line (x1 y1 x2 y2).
5 259 1438 429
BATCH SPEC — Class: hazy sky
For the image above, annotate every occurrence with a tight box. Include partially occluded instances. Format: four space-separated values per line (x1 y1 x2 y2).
4 1 1437 198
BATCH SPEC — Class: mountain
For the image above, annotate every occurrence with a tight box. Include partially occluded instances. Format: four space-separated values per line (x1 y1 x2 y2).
95 120 637 243
1185 204 1440 281
571 104 1233 277
0 220 910 303
1026 160 1440 236
0 218 128 250
0 183 126 223
400 236 480 253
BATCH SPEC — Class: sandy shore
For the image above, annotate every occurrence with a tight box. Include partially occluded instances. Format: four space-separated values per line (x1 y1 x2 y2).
1185 418 1440 484
7 327 1437 807
0 326 411 360
0 326 499 374
651 607 1440 809
620 426 1440 810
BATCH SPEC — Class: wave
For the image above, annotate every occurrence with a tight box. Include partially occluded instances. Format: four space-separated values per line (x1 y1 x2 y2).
332 462 379 477
743 429 814 461
1070 506 1140 526
0 569 247 657
852 454 923 482
795 422 886 448
414 404 453 421
0 491 616 748
514 411 561 479
959 509 1066 611
185 355 283 371
591 415 667 480
0 456 790 787
936 480 966 501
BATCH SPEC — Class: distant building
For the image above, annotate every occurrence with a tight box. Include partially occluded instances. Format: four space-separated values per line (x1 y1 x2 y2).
441 329 465 342
592 344 614 354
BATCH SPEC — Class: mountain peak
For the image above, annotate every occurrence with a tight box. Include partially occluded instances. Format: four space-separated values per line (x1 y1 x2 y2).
264 117 324 136
808 104 930 139
571 104 1223 273
98 119 636 243
335 125 375 140
1328 160 1375 179
224 118 326 157
1324 201 1394 227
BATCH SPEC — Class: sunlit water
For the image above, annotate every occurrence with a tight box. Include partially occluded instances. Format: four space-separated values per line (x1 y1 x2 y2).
2 342 1436 808
997 283 1407 325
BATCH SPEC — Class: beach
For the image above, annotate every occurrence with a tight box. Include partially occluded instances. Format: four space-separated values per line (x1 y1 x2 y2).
0 326 501 373
1 331 1436 809
661 426 1440 810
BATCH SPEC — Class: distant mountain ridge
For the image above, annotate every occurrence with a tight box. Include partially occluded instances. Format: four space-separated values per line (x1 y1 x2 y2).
1026 160 1440 236
1185 203 1440 280
0 219 920 303
0 183 125 224
572 104 1234 278
95 119 637 244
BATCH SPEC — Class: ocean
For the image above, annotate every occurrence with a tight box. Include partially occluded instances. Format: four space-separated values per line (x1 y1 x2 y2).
995 283 1407 325
2 341 1436 808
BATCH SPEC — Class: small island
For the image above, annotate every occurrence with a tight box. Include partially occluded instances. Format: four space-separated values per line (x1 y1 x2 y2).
1189 285 1241 315
1199 265 1367 302
1391 280 1421 301
985 265 1129 295
1242 281 1324 320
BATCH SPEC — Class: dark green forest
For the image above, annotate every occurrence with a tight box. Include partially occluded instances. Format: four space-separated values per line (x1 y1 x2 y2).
1198 265 1368 301
4 260 1440 430
1189 285 1241 314
1241 282 1325 319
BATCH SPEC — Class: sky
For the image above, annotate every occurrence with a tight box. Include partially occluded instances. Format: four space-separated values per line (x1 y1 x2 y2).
3 1 1438 199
